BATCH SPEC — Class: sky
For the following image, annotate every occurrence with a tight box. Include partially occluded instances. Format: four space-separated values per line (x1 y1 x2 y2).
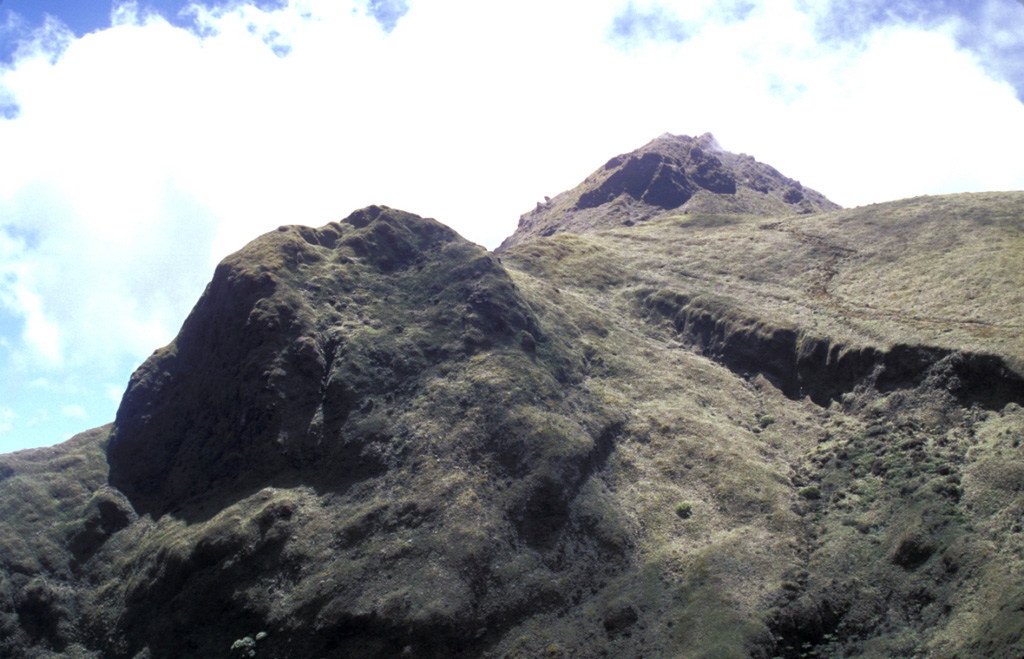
1 0 1023 453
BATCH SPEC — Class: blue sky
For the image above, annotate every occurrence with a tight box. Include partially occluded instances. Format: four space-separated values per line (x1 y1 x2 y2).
1 0 1024 452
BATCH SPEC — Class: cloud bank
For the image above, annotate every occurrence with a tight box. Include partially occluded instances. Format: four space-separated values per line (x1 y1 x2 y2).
1 0 1023 450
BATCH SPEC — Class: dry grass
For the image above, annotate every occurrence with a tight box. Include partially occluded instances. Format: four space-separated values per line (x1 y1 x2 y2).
509 192 1024 369
1 192 1022 658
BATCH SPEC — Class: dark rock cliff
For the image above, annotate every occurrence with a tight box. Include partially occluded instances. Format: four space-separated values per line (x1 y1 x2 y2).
641 288 1024 410
498 132 839 251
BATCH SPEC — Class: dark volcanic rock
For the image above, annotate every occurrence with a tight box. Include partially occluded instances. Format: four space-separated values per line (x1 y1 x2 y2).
576 152 694 210
891 530 937 569
499 132 839 251
687 144 737 194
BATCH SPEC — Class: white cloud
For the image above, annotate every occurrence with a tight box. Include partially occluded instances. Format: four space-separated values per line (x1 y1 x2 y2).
0 408 15 434
61 404 86 419
0 0 1022 451
0 231 62 367
764 26 1024 206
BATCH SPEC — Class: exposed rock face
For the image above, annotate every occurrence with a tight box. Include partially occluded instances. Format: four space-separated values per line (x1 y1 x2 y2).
576 152 695 210
498 132 839 251
641 289 1024 410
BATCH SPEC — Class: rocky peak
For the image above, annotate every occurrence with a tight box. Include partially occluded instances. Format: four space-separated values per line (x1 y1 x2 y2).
107 206 543 517
498 132 840 251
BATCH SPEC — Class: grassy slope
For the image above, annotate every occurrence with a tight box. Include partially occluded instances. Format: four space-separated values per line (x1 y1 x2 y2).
531 192 1023 366
0 193 1021 658
0 425 122 659
493 191 1024 657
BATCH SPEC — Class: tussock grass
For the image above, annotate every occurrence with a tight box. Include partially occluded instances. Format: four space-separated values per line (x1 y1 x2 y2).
1 191 1021 658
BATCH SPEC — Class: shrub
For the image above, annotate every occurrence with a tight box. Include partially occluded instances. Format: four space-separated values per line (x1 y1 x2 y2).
675 501 693 519
798 486 821 500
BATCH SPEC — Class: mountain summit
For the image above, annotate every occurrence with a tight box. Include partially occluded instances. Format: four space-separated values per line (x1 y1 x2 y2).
499 133 840 250
1 137 1023 659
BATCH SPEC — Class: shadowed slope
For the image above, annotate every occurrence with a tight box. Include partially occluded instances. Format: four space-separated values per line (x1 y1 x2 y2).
108 205 544 518
92 206 630 659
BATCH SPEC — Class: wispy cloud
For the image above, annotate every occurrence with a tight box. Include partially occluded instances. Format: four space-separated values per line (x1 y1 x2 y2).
804 0 1024 101
0 231 62 367
608 0 763 47
0 408 15 434
61 404 86 419
605 0 1024 101
366 0 409 33
610 2 690 44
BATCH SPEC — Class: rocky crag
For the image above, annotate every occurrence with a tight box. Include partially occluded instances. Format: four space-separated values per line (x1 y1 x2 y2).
498 132 839 251
2 134 1023 659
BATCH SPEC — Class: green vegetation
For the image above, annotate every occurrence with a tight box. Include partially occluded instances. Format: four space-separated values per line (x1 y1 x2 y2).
1 137 1022 658
797 486 821 500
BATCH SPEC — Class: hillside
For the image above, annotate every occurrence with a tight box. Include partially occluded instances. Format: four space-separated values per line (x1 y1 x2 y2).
1 135 1023 659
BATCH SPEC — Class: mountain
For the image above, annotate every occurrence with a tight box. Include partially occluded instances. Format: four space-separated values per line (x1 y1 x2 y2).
2 135 1023 659
498 133 839 251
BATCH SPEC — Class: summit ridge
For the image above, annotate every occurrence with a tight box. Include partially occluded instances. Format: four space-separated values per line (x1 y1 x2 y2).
498 133 840 251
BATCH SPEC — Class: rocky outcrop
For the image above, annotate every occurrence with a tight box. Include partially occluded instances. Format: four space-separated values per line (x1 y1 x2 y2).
92 206 631 659
642 288 1024 410
108 206 546 517
576 152 695 210
499 133 839 250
